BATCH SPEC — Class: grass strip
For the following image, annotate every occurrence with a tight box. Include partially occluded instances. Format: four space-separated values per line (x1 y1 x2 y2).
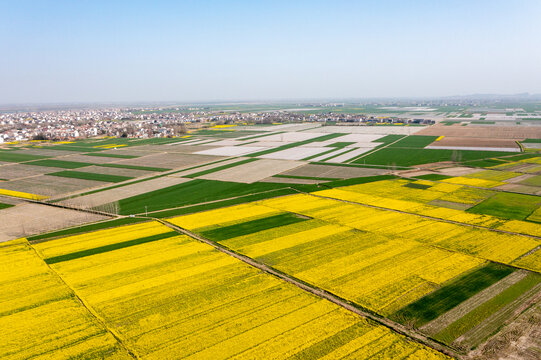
154 188 298 218
386 135 440 148
247 133 346 157
200 213 308 242
0 151 50 162
27 159 94 169
0 203 14 210
44 231 178 264
467 192 541 221
320 175 397 188
320 147 358 162
434 273 541 344
325 141 356 148
186 158 258 178
82 152 139 159
28 217 148 242
390 263 515 327
302 147 344 161
97 163 170 172
48 170 134 183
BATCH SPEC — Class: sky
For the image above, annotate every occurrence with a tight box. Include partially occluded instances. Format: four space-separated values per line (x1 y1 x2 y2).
1 0 540 104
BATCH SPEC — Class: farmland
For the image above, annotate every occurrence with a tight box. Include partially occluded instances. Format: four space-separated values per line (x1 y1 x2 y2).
1 123 540 359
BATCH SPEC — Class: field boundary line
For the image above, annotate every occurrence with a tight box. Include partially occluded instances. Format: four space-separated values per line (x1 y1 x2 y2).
157 218 459 359
26 241 140 360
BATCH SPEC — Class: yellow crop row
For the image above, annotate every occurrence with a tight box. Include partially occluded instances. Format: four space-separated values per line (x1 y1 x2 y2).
513 248 541 273
31 224 448 359
464 169 521 181
0 239 129 359
34 221 169 259
168 203 280 231
0 188 48 200
441 176 505 188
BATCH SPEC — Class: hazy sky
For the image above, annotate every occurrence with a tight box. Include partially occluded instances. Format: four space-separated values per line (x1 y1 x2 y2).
1 0 540 103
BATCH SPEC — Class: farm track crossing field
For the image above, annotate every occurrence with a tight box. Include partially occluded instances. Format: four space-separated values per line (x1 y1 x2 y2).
23 222 451 359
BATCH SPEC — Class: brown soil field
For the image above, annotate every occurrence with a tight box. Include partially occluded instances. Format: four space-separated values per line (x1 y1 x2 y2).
0 175 109 197
280 164 388 179
0 203 107 242
0 164 66 180
417 125 541 139
59 176 191 208
506 174 535 184
199 159 305 183
114 153 223 169
427 137 520 149
428 199 472 210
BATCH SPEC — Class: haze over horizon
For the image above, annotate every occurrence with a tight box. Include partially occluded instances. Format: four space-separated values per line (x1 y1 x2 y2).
1 0 540 104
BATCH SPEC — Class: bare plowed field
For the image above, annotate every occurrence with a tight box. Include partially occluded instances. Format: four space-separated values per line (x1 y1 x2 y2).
59 176 191 207
200 159 304 183
417 125 541 139
0 203 106 242
279 164 388 178
0 164 65 180
0 175 108 197
115 153 223 169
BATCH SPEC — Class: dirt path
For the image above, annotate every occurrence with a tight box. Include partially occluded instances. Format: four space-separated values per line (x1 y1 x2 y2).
158 218 458 359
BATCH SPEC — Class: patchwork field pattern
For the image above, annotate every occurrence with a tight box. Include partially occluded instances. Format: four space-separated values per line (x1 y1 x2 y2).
21 222 450 359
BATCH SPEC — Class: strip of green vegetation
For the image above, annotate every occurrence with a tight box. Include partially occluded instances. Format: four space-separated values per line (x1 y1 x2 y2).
247 133 346 157
49 170 133 183
83 152 138 159
412 174 453 181
520 175 541 187
273 174 336 181
27 159 94 169
0 151 50 163
386 135 440 148
200 213 308 242
302 147 344 161
501 153 539 161
44 231 178 264
186 158 257 178
468 192 541 220
27 217 148 242
325 142 356 148
154 188 298 218
373 134 407 145
441 121 461 126
97 163 170 172
390 263 514 327
0 203 14 210
356 148 513 167
44 144 104 152
434 273 541 344
463 158 509 168
471 121 496 124
195 130 264 138
523 138 541 143
403 182 431 189
117 179 319 215
320 147 358 162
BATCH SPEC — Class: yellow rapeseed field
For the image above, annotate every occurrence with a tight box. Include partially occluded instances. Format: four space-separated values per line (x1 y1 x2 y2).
441 176 504 188
168 203 280 230
0 188 48 200
0 239 129 359
29 223 449 359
